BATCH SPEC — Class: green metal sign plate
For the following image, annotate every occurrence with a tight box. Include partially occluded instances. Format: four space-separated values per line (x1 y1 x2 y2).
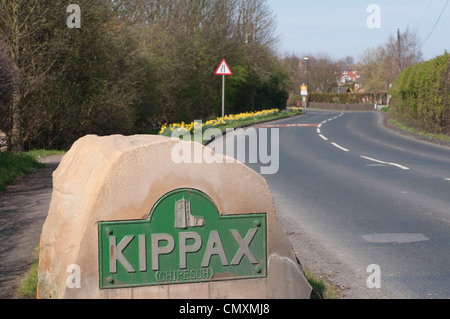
98 189 267 289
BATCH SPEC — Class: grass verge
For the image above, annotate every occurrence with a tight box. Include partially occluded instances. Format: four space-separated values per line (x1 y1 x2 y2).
212 109 303 132
388 118 450 143
304 269 337 299
0 152 46 191
0 149 66 191
381 106 450 143
15 248 40 299
160 108 305 144
24 149 66 160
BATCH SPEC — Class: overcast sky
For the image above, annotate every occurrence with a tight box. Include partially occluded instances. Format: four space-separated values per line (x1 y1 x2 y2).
267 0 450 62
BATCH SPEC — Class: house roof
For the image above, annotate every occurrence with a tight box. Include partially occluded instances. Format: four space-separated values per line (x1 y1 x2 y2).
337 62 362 72
333 87 351 93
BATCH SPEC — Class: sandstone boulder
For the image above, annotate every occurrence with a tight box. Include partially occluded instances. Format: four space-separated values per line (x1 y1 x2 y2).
37 134 311 299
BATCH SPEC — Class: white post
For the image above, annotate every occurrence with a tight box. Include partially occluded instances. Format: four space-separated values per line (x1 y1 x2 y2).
222 75 225 120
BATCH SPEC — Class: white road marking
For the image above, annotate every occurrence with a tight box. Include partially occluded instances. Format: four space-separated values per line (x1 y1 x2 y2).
331 142 349 152
445 178 450 181
361 156 410 170
315 113 413 172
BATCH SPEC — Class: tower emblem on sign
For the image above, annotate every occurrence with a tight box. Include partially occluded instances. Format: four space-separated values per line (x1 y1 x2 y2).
175 198 205 229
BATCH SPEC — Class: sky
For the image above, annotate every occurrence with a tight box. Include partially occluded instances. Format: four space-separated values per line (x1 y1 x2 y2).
266 0 450 62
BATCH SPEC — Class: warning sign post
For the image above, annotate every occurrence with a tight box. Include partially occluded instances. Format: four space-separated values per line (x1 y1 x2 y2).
215 59 233 120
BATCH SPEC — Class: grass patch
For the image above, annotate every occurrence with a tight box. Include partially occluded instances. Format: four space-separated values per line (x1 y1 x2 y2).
160 108 304 144
0 152 46 191
15 248 40 299
214 109 303 131
388 118 450 143
202 109 304 143
25 149 66 159
304 269 337 299
0 149 66 190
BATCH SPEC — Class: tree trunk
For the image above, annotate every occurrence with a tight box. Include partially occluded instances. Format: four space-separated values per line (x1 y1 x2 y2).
9 75 23 152
8 0 24 152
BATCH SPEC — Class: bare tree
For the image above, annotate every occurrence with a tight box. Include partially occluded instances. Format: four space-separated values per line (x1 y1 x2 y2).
0 0 69 151
306 53 339 93
386 27 423 72
360 28 423 94
360 46 390 103
0 36 12 148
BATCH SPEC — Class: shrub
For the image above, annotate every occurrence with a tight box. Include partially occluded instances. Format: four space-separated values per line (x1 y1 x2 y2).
389 52 450 134
291 93 377 105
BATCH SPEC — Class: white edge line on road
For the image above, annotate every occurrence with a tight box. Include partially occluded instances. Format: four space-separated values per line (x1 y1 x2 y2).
445 178 450 181
361 156 410 170
332 142 349 152
319 134 328 141
317 128 321 134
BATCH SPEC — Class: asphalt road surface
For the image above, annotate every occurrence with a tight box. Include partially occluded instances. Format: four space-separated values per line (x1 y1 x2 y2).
208 109 450 299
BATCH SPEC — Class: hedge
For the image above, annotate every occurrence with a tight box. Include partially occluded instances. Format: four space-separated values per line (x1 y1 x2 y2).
291 93 377 106
389 52 450 134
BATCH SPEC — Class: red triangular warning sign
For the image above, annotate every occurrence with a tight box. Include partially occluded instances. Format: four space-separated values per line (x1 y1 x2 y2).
215 59 232 75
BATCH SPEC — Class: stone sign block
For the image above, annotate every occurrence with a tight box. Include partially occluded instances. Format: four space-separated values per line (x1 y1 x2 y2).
37 135 311 299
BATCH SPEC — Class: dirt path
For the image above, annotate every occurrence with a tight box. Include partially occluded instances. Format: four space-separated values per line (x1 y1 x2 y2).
0 155 63 298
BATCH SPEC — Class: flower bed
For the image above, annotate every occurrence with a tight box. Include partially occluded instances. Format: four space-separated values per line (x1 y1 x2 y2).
159 108 281 136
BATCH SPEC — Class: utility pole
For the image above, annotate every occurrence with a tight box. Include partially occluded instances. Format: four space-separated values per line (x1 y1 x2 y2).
397 28 402 74
304 57 309 108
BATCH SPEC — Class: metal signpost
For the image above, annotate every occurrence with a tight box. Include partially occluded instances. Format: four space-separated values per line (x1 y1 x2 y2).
301 84 308 107
98 189 267 289
215 59 233 120
301 85 308 96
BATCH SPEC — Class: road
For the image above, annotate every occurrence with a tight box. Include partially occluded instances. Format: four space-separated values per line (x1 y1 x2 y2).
208 109 450 299
0 155 62 298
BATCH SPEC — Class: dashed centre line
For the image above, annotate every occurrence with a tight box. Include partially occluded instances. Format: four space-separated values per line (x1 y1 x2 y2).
317 113 346 150
331 142 349 152
316 113 411 171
